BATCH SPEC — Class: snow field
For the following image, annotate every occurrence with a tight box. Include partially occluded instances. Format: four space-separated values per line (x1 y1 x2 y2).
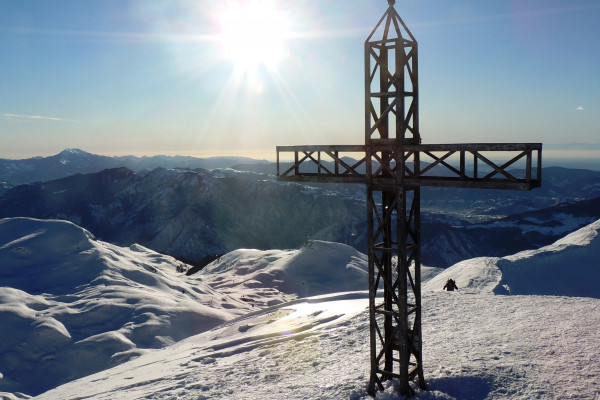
422 293 600 400
1 217 600 399
32 292 600 400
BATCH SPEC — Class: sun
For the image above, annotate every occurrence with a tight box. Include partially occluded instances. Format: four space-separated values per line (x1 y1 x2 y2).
217 1 291 71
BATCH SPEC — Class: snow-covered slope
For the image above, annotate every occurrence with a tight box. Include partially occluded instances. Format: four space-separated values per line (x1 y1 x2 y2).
2 218 600 399
423 219 600 298
496 218 600 297
0 218 241 396
0 218 367 397
32 293 600 400
197 240 368 299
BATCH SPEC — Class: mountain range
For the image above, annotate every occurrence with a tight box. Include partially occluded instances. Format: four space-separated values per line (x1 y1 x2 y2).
0 167 366 267
0 148 270 187
2 148 600 399
1 150 600 267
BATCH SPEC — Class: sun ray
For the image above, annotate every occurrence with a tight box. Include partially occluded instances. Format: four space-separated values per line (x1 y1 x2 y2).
267 68 319 135
198 67 245 138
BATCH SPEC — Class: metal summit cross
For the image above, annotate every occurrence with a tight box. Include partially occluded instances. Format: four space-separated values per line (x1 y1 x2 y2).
276 1 542 396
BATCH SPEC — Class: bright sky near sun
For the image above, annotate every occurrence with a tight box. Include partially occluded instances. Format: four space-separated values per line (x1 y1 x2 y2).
0 0 599 159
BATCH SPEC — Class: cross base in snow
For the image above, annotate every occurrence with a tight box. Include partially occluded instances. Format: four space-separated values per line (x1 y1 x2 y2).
276 2 541 396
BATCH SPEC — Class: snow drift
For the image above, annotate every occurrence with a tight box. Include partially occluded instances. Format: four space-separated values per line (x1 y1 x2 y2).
197 240 368 299
495 219 600 297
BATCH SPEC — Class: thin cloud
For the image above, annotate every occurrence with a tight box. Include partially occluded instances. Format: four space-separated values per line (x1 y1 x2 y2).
0 26 217 43
576 106 584 111
1 113 79 122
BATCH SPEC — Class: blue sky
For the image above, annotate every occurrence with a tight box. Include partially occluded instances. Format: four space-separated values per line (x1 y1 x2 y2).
0 0 598 159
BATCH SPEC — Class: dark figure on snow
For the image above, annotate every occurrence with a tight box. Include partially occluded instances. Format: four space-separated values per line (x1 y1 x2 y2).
443 279 458 291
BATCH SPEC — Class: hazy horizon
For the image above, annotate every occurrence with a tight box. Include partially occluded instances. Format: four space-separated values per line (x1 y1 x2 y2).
1 1 598 160
3 146 600 173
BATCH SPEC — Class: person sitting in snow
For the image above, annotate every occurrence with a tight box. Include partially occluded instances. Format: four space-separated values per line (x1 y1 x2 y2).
443 279 458 291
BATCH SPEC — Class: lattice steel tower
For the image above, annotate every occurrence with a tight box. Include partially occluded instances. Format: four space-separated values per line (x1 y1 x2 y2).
363 1 425 393
276 0 541 396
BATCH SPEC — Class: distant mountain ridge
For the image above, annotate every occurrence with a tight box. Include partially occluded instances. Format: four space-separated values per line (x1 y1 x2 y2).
0 148 269 185
3 149 600 268
4 149 600 219
544 142 600 151
2 165 600 268
421 195 600 267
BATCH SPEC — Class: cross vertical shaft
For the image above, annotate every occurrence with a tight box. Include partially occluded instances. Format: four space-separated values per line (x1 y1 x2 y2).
365 3 425 393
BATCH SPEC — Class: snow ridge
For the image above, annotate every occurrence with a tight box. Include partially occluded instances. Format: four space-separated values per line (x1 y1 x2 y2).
424 219 600 298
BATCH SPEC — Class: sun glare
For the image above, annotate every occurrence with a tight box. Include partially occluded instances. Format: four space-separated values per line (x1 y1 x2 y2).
217 1 291 71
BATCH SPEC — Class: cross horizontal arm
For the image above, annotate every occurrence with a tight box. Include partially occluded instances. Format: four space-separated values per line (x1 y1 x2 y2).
276 143 542 190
